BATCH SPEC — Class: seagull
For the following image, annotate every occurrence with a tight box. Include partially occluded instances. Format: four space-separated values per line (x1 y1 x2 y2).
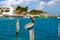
25 16 35 30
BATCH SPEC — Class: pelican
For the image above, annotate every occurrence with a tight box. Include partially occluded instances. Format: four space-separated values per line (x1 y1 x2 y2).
16 19 20 36
25 16 35 29
25 16 35 40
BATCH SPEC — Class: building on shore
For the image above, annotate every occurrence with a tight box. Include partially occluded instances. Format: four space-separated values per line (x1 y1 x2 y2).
0 6 15 16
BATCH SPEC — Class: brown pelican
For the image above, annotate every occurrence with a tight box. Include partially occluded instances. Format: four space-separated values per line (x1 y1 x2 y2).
25 16 35 30
25 16 35 40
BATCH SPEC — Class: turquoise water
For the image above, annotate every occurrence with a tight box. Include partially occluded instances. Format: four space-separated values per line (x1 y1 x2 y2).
0 17 59 40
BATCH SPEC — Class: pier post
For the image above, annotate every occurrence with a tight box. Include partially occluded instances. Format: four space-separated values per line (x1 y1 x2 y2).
58 19 60 40
16 19 19 40
29 29 34 40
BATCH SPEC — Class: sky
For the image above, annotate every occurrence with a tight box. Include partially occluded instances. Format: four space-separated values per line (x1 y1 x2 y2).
0 0 60 15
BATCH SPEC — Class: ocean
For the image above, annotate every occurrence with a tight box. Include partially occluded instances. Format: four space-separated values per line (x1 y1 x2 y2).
0 17 59 40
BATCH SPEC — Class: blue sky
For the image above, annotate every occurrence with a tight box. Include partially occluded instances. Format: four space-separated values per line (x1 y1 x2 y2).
0 0 60 15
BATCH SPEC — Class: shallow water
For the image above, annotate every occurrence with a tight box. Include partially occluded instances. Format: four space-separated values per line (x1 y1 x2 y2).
0 17 59 40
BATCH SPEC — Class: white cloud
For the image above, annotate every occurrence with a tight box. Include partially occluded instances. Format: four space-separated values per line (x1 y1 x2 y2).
48 0 60 6
54 0 60 2
0 0 37 6
35 0 60 8
0 0 60 10
34 0 60 10
39 1 45 6
48 1 55 6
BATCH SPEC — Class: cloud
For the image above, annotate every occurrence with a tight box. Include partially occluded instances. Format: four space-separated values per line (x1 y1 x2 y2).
48 1 55 6
48 0 60 6
0 0 60 10
54 0 60 2
37 0 60 8
39 1 45 6
0 0 37 6
35 0 60 10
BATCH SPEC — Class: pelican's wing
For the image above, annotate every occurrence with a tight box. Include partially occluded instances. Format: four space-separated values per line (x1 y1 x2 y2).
25 22 34 29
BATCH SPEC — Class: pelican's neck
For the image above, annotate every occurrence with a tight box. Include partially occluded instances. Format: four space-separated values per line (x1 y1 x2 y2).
32 18 35 23
30 16 35 22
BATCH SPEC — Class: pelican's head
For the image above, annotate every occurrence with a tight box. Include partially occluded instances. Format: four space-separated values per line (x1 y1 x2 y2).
30 16 35 23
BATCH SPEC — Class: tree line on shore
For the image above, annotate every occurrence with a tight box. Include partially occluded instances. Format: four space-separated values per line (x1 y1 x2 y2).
15 6 44 15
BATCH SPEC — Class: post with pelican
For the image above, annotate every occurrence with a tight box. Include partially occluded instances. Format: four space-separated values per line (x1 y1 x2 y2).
25 16 35 40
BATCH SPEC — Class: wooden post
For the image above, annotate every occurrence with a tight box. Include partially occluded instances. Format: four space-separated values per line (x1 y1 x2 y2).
16 20 19 33
16 19 19 40
58 20 60 40
29 29 34 40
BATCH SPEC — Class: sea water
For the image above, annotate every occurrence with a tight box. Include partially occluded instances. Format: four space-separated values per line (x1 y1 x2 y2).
0 17 59 40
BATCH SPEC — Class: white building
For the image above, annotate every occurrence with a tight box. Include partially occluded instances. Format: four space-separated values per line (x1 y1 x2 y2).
1 6 15 15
